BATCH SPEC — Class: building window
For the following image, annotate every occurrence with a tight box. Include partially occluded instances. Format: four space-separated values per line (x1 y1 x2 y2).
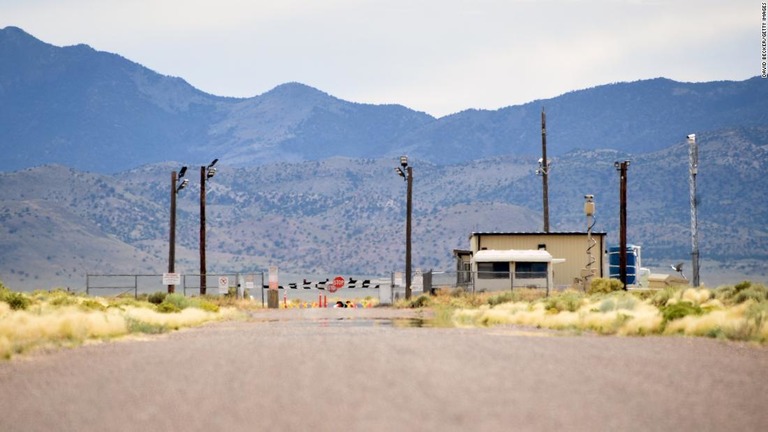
477 262 510 279
515 262 548 279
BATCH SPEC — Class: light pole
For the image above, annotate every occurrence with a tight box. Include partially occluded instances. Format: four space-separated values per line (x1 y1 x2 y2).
614 160 630 291
168 166 189 294
687 134 700 287
395 156 413 300
199 158 218 295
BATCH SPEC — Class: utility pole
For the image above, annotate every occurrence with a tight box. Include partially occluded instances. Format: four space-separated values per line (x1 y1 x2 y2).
614 161 630 291
405 164 413 300
687 134 700 287
395 156 413 300
200 159 218 296
540 108 550 232
168 167 188 294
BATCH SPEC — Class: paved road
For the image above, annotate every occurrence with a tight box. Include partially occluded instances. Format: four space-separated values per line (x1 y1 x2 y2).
1 308 767 432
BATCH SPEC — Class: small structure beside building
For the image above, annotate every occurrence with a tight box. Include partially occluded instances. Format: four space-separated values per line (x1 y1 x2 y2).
647 273 688 289
472 249 564 293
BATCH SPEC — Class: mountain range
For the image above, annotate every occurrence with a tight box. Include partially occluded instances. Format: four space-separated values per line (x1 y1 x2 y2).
0 26 766 291
2 25 767 171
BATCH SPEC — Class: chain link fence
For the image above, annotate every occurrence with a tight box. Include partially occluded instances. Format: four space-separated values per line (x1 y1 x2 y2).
86 270 556 300
86 273 256 298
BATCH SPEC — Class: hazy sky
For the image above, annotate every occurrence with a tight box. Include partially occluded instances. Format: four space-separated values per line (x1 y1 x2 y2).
1 0 758 117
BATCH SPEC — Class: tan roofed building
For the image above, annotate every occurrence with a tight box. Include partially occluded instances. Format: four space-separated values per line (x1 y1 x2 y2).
455 232 607 290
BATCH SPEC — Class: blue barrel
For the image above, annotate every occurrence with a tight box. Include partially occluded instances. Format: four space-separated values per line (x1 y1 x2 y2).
608 245 637 285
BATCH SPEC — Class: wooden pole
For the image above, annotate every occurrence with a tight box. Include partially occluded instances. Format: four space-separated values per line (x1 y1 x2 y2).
405 166 413 300
200 166 207 295
168 170 177 294
541 108 550 232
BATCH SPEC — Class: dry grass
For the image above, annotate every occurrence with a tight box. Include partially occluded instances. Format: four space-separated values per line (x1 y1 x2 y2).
0 291 241 360
441 282 768 343
3 281 767 359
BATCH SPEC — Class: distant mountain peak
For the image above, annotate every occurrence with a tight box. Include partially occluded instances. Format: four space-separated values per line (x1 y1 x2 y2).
1 25 29 36
0 25 46 48
260 82 335 102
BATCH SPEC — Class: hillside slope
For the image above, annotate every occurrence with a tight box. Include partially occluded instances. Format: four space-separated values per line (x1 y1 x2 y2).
1 128 765 290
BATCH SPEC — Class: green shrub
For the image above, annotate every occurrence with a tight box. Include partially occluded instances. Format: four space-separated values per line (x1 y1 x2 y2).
544 291 585 313
156 301 181 313
126 317 168 334
50 294 78 307
745 301 768 332
734 285 768 304
488 291 516 307
109 297 147 309
450 287 470 298
714 281 768 305
7 292 31 310
147 292 167 305
588 278 624 295
155 293 220 313
190 298 219 313
649 287 680 307
163 293 191 310
1 286 32 311
596 292 638 312
79 299 106 312
661 302 702 323
407 295 431 308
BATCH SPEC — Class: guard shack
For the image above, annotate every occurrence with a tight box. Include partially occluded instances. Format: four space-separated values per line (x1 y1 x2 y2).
472 249 564 293
456 232 607 290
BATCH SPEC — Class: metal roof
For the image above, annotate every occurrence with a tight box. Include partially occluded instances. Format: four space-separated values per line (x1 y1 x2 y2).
471 231 607 236
472 249 554 263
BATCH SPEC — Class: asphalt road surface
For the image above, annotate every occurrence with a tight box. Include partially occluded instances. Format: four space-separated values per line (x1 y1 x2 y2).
1 308 767 432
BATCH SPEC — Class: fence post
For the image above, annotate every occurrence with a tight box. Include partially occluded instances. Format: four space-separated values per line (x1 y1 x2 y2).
134 275 138 299
86 274 90 296
261 272 265 308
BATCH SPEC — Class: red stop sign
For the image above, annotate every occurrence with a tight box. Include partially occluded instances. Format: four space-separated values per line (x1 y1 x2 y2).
330 276 345 293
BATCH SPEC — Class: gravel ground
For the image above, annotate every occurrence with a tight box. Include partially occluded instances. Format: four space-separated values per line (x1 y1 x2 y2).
1 307 767 432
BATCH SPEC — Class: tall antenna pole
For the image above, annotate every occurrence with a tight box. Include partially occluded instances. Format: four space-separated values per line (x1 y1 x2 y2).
540 108 550 232
687 134 700 287
583 195 596 292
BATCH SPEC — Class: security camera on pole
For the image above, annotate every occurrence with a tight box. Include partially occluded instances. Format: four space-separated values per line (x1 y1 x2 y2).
200 158 218 295
394 155 413 300
168 166 189 294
